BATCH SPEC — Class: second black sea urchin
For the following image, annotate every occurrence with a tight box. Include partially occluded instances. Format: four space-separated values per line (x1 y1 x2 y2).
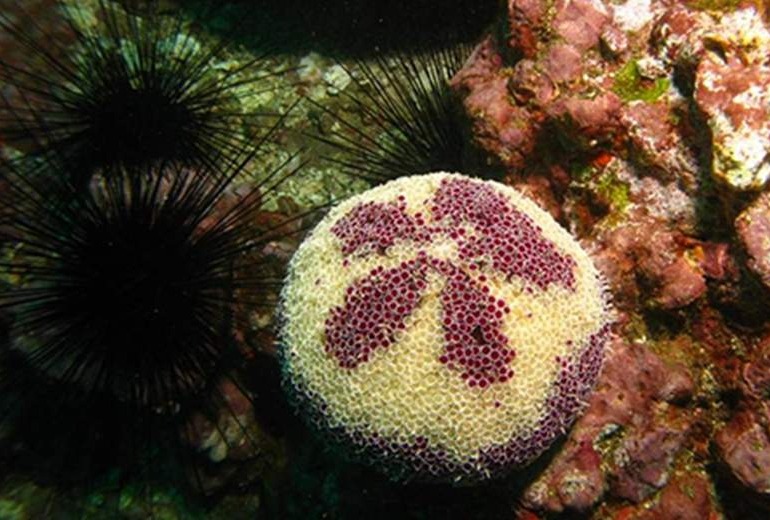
311 44 477 184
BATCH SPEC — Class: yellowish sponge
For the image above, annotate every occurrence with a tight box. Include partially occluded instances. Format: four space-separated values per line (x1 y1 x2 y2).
280 172 610 482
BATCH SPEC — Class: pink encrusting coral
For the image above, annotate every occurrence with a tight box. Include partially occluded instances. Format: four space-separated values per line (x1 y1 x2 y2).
280 173 611 482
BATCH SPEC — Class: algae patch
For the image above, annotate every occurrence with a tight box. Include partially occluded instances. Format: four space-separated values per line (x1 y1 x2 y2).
613 61 670 102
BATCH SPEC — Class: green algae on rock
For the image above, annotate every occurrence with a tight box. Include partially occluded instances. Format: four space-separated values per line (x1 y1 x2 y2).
612 60 671 103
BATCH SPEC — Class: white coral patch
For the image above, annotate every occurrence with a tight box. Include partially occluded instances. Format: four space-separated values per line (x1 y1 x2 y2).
709 8 770 65
712 118 770 190
612 0 653 33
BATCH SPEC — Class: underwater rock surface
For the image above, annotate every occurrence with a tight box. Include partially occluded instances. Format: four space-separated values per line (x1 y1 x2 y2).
736 192 770 290
455 0 770 192
523 338 695 512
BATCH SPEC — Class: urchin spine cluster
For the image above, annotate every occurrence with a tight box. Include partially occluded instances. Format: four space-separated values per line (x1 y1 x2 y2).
0 148 299 485
4 167 239 408
312 44 474 183
0 0 303 492
0 0 278 183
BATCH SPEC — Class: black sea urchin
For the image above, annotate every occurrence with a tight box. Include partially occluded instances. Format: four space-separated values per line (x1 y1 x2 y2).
0 132 306 489
311 44 477 184
0 0 280 184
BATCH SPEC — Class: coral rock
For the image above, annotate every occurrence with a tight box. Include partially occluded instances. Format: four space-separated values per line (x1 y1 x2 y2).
610 420 690 503
651 4 713 68
507 0 547 58
620 100 696 186
637 473 719 520
523 339 693 514
646 255 707 309
554 442 605 511
552 0 611 52
600 23 629 58
547 93 623 149
656 364 694 404
545 44 584 84
694 8 770 191
715 409 770 498
453 38 540 170
610 0 657 34
698 242 735 281
510 59 556 105
736 192 770 290
742 337 770 400
592 215 710 309
635 228 707 309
